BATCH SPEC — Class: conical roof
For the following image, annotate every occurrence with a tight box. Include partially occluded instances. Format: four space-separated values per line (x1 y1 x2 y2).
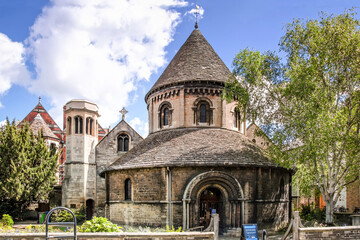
147 29 232 97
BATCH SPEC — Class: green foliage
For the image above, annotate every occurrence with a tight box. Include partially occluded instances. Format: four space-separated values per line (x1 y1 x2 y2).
165 225 182 232
1 214 14 227
0 120 59 219
224 10 360 224
300 205 325 223
51 207 85 224
79 217 122 232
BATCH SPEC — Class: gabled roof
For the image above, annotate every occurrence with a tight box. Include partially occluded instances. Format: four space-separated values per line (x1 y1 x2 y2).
146 29 232 98
103 128 283 174
29 113 59 140
97 119 143 146
20 100 63 140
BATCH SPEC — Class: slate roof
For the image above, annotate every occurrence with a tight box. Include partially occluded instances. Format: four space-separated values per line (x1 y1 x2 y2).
146 29 232 98
29 113 59 140
103 128 282 174
20 101 63 140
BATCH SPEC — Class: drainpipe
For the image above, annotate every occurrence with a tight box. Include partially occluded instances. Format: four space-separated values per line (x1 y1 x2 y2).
167 167 172 227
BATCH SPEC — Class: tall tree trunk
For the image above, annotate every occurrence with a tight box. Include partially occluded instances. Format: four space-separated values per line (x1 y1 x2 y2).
325 198 334 224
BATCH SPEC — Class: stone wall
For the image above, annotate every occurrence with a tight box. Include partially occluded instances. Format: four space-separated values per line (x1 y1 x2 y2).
299 226 360 240
107 166 290 229
0 232 214 240
147 86 245 134
95 121 143 216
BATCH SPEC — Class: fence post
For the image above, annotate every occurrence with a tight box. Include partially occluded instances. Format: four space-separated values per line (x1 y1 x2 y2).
292 211 300 240
213 214 219 240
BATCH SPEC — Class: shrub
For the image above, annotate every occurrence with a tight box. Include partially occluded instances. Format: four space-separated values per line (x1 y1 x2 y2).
300 204 325 223
79 217 122 232
51 207 85 224
166 225 182 232
1 214 14 227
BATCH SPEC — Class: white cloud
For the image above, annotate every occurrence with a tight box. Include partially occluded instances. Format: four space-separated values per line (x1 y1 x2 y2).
129 117 149 138
0 33 30 107
26 0 187 127
0 120 6 127
185 4 204 21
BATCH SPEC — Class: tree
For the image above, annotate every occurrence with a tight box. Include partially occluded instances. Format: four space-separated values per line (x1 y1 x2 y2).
224 10 360 224
0 120 59 219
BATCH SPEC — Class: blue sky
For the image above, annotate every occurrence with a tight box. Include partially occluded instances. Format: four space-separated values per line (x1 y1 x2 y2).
0 0 359 136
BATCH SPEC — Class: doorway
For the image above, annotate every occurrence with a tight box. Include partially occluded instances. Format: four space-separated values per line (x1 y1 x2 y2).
86 199 94 220
199 187 221 228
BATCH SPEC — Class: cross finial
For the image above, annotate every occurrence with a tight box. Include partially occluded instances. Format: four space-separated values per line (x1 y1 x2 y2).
39 96 41 104
194 5 199 29
120 107 128 121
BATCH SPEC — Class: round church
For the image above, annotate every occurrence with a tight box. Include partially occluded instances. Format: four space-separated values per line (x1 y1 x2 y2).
101 27 291 232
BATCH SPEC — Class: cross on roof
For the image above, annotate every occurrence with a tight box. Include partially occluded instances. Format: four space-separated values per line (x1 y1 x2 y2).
194 5 199 29
120 107 128 120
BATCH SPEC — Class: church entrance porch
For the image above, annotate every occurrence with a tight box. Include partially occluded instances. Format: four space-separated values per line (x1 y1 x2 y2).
183 171 244 233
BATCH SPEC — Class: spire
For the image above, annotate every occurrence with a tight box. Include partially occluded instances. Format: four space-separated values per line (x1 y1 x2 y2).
39 96 41 104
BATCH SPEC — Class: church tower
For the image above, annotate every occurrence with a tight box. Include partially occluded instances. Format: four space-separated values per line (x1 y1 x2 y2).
62 100 99 213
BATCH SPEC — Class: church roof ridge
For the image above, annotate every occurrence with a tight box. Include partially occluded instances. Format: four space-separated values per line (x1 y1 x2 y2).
97 119 144 146
145 29 232 100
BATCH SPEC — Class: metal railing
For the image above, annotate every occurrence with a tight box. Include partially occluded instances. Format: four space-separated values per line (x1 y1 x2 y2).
45 207 77 240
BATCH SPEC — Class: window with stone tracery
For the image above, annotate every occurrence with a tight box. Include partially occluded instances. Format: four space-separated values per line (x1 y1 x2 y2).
74 116 83 134
118 134 129 152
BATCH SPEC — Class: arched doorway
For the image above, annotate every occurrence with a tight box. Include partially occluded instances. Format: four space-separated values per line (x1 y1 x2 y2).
199 187 222 228
86 199 94 220
183 171 245 232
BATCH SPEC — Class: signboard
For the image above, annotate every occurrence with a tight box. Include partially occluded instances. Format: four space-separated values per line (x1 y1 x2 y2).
242 224 258 240
211 209 216 215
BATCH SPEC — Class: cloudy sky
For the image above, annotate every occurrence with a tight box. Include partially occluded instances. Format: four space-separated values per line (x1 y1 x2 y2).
0 0 359 137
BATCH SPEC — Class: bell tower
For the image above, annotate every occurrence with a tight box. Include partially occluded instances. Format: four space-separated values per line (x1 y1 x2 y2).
62 100 99 209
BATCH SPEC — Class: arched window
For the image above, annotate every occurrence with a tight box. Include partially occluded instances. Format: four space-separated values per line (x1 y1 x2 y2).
118 134 129 152
159 102 172 129
164 108 169 126
86 117 94 135
67 117 72 135
233 108 241 129
125 178 132 201
200 104 206 123
194 99 212 125
74 116 83 134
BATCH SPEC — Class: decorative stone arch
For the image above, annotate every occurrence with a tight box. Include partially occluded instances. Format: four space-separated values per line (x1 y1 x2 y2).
192 97 214 125
182 171 245 230
158 101 173 128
